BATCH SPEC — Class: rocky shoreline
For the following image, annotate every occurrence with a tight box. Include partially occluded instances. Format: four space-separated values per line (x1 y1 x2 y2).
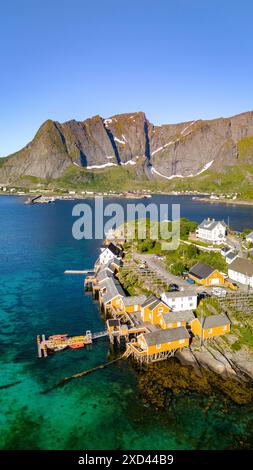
136 352 253 409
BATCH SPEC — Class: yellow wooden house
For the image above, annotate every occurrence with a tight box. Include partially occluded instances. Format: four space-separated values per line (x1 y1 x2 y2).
191 313 231 340
99 277 125 308
140 295 170 324
188 262 225 286
160 310 195 329
133 326 190 362
118 295 147 313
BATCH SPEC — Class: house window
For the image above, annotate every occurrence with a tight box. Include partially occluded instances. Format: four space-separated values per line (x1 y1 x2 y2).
156 344 161 349
208 328 213 334
188 297 192 301
177 322 181 327
158 307 163 313
223 325 227 331
168 323 172 328
149 313 152 319
189 303 193 307
179 339 185 344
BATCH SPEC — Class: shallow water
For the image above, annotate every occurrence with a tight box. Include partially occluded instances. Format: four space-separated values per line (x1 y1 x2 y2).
0 195 253 450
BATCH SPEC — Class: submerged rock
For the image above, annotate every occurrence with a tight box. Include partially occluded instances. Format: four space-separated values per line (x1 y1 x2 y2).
135 357 253 409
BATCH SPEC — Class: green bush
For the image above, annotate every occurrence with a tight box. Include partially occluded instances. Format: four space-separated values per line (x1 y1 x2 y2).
170 261 185 276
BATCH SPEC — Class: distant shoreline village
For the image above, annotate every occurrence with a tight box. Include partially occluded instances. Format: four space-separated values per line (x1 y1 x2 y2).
2 186 253 207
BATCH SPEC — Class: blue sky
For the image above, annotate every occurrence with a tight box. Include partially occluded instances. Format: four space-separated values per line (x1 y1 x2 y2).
1 0 253 156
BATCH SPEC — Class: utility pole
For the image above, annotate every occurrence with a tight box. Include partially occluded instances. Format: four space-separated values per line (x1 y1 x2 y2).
200 312 204 347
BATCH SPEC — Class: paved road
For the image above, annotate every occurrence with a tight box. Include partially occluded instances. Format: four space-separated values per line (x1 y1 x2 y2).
225 235 243 257
134 253 191 291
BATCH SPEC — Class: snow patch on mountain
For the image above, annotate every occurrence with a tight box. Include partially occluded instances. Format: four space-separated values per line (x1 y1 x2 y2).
151 160 214 180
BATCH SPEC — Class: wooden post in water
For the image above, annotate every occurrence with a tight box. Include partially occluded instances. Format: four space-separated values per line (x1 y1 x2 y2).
37 335 42 358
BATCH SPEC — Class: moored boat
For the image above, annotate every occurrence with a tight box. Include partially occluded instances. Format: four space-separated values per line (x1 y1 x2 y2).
69 343 84 349
52 344 68 351
48 334 68 340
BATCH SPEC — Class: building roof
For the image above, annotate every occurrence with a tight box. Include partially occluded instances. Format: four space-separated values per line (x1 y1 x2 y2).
162 288 197 299
198 218 226 231
109 257 122 267
142 326 190 346
221 246 232 254
101 277 125 304
189 262 216 279
229 256 253 277
141 295 158 308
141 295 168 311
162 310 195 324
107 242 122 257
96 264 115 283
107 319 120 327
203 313 231 329
226 251 237 261
122 295 147 306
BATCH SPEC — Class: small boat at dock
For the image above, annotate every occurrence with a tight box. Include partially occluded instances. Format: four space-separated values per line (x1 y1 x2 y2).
48 334 68 340
69 343 85 349
51 344 68 352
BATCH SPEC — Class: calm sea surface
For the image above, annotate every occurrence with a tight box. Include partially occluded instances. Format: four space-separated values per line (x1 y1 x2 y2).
0 194 253 450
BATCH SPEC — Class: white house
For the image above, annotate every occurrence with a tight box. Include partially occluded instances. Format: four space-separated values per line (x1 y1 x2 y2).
99 242 122 265
161 288 198 312
225 251 237 265
196 218 227 244
228 257 253 287
221 246 232 257
246 231 253 243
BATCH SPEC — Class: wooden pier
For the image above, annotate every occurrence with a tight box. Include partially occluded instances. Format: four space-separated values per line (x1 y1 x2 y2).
37 331 94 358
64 269 94 275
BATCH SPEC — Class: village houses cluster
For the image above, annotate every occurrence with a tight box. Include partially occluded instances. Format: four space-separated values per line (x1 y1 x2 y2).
84 216 253 363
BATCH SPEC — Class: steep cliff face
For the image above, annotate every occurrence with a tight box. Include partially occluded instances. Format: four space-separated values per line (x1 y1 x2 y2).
1 110 253 181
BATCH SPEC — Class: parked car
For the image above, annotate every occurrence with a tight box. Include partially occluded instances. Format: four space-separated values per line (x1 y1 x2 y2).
186 277 195 284
212 287 227 297
169 283 179 291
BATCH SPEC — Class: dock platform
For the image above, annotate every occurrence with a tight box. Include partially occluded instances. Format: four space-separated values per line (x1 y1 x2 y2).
64 270 94 274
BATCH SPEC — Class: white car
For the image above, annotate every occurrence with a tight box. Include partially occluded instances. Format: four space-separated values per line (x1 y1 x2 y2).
212 287 227 297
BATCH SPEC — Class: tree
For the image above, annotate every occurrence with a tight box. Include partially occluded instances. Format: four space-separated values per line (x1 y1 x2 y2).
139 239 155 252
170 261 185 276
186 244 199 258
243 228 252 236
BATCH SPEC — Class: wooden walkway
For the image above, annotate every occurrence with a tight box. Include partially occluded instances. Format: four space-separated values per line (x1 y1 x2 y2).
64 269 94 274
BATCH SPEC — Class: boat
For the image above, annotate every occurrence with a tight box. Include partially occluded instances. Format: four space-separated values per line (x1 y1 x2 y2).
69 343 85 349
52 344 68 352
48 334 68 340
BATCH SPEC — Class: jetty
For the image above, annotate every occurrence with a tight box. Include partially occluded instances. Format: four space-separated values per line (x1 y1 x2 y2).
64 269 94 275
36 323 147 358
25 194 42 204
37 331 94 358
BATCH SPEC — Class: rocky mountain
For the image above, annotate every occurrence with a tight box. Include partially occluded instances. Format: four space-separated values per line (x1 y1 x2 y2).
1 110 253 181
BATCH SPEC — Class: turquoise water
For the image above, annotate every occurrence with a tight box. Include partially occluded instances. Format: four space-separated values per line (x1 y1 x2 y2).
0 195 253 450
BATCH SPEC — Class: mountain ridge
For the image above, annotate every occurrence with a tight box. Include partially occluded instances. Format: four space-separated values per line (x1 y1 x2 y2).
1 110 253 183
